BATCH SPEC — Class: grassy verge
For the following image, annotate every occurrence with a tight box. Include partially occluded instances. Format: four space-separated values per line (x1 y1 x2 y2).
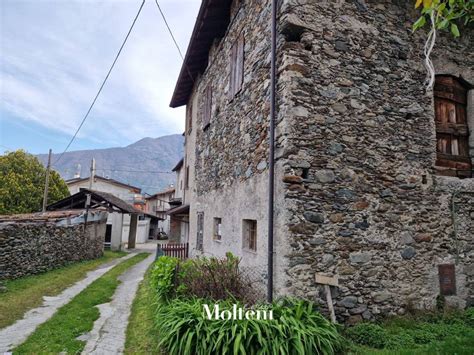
0 250 126 329
124 264 160 354
345 309 474 354
14 252 150 354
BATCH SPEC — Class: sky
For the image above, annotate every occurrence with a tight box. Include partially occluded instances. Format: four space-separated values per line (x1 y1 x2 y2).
0 0 200 155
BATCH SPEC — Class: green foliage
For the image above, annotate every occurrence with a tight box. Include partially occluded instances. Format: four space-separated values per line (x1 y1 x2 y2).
151 253 260 304
413 0 474 37
0 150 69 214
150 256 179 300
345 323 388 349
347 308 474 353
154 297 343 355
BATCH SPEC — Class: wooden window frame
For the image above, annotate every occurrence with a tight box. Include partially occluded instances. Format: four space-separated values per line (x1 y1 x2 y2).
242 219 257 252
203 85 212 130
213 217 222 241
229 34 245 100
434 76 472 178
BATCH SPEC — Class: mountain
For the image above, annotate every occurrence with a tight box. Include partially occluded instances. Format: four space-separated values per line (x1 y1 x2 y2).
37 134 184 195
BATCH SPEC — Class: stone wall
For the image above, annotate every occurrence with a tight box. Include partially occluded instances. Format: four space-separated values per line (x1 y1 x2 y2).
279 0 474 322
0 220 106 280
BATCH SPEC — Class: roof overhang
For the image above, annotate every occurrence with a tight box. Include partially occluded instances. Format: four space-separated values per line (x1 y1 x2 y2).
169 0 233 108
167 204 190 216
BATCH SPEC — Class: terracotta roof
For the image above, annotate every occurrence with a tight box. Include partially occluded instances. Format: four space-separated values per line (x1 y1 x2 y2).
66 176 142 193
146 187 176 200
170 0 233 107
47 189 142 214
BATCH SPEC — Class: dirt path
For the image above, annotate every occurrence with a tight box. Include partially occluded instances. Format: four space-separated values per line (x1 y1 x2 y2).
0 253 135 353
80 253 155 355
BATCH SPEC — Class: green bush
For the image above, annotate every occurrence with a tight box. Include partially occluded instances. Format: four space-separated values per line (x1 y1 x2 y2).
154 297 343 355
464 307 474 327
345 323 388 349
151 254 260 304
150 256 179 300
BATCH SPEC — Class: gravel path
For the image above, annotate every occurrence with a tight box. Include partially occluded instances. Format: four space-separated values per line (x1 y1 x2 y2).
0 253 135 353
81 253 155 355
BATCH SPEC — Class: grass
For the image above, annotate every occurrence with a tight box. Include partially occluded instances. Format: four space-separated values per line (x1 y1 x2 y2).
346 309 474 355
14 252 150 354
0 250 126 329
124 264 160 354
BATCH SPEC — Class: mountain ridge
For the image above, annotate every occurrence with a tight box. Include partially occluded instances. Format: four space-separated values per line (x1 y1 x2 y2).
37 134 184 195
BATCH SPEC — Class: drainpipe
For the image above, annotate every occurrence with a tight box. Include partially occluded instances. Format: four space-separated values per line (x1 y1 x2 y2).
267 0 277 304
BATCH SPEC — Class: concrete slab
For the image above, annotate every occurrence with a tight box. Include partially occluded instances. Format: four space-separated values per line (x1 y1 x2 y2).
81 253 155 355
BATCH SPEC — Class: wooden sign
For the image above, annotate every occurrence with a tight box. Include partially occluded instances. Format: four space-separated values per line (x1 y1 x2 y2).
315 273 339 287
438 264 456 296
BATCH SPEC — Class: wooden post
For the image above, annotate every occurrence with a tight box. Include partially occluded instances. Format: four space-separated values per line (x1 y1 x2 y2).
315 273 339 324
89 158 96 190
42 149 52 212
128 213 138 249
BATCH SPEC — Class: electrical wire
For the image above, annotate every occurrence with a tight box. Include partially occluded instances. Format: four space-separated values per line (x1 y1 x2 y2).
153 0 194 83
53 0 146 166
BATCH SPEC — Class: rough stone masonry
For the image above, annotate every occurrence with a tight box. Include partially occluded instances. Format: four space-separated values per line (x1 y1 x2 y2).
278 0 474 323
0 217 106 280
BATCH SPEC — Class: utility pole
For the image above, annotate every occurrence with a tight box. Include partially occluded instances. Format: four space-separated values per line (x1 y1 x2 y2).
42 149 52 212
89 158 96 190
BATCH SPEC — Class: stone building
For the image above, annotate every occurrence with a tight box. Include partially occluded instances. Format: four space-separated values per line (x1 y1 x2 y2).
170 0 473 322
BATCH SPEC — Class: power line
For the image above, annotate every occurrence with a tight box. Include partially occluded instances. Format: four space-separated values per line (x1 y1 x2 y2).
154 0 184 60
153 0 194 83
53 0 146 167
96 168 173 174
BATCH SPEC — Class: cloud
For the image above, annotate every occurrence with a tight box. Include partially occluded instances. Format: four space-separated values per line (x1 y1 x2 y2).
0 0 199 149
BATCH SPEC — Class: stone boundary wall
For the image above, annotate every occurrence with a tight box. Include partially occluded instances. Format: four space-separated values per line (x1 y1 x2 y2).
0 221 106 280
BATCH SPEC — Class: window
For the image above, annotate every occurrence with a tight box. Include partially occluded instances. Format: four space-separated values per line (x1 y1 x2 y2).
203 85 212 130
185 166 190 189
242 219 257 251
213 217 222 241
434 76 472 178
229 34 245 99
197 212 204 251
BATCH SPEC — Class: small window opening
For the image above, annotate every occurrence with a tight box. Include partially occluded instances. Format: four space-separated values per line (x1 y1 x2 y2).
302 168 310 180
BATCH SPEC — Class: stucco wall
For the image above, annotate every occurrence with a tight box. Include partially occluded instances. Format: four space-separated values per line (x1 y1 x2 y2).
0 219 106 280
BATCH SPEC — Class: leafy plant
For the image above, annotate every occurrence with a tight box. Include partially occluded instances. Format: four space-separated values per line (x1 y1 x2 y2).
345 323 388 349
150 256 179 301
154 297 343 355
413 0 474 37
0 150 69 214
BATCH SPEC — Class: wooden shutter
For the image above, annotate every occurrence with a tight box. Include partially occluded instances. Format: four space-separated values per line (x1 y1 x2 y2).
203 85 212 129
229 34 244 99
438 264 456 295
434 76 471 178
187 103 193 133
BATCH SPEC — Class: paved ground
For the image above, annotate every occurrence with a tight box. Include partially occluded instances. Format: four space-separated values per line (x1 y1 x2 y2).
0 253 135 353
80 253 155 355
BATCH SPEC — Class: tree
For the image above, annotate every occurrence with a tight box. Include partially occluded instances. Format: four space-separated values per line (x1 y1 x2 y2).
412 0 474 89
0 150 70 215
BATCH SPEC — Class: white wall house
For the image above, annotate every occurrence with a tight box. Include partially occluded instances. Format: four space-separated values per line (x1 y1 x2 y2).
66 176 152 249
145 186 175 236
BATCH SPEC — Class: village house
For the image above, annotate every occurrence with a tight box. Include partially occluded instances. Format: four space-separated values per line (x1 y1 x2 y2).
145 186 175 237
66 176 157 249
166 158 190 243
170 0 474 322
